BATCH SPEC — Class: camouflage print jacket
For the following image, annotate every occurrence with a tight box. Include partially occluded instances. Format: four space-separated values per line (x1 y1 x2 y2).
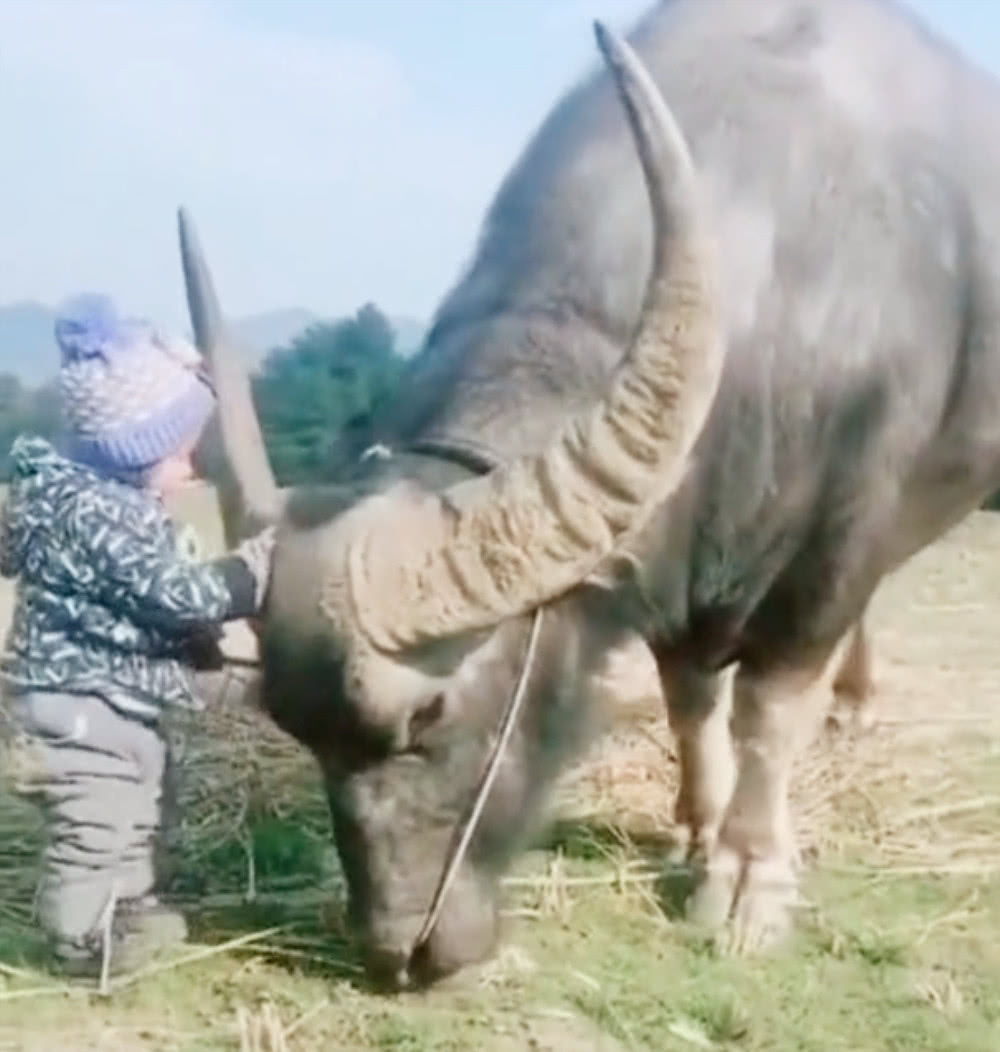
0 435 259 723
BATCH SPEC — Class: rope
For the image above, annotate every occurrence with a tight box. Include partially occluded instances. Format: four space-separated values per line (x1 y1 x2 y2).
409 608 544 961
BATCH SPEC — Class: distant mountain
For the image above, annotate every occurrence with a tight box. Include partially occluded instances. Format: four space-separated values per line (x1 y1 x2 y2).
0 301 61 386
236 310 427 367
0 302 426 387
232 308 322 369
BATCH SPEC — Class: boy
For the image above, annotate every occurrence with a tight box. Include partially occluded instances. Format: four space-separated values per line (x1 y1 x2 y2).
0 293 275 978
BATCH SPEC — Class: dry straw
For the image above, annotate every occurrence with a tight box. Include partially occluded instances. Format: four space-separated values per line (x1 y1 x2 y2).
2 507 1000 991
4 630 995 945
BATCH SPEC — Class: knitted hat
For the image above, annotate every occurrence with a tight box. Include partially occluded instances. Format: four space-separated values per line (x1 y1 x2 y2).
55 293 216 476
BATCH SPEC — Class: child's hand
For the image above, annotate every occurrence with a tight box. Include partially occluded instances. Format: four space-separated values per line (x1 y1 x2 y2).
233 527 277 612
183 626 226 671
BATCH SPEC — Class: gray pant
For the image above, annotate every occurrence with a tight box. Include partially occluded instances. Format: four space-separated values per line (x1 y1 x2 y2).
4 690 167 944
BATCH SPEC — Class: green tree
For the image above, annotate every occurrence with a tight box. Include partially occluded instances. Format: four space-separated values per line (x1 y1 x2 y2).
252 303 405 486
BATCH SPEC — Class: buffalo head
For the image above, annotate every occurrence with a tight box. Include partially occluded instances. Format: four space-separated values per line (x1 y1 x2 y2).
180 23 722 990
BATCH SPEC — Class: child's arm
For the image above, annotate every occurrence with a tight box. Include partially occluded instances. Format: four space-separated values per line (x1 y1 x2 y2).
68 489 274 631
0 500 15 579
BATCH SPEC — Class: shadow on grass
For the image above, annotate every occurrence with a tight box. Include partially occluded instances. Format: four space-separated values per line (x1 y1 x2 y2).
158 806 382 987
534 814 697 919
166 812 700 989
0 920 50 974
1 805 700 991
0 891 374 990
182 895 371 987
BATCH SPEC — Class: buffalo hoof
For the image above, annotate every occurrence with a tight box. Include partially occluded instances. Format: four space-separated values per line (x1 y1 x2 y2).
685 843 800 955
825 696 878 737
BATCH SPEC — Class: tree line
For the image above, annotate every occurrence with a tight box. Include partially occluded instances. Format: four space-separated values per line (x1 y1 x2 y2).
0 302 407 486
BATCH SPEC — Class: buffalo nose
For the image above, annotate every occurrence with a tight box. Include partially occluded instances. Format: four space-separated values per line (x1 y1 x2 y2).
363 946 412 992
407 939 449 987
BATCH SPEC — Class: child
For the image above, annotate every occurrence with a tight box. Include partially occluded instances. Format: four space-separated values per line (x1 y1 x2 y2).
0 293 275 979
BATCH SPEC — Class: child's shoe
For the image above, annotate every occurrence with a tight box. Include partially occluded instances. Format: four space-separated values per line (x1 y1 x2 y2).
50 896 188 979
115 894 189 950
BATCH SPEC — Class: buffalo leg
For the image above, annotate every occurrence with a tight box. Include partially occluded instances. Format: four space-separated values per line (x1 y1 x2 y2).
655 656 735 862
686 645 836 953
828 615 877 732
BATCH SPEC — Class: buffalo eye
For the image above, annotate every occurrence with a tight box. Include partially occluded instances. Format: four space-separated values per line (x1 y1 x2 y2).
407 691 446 747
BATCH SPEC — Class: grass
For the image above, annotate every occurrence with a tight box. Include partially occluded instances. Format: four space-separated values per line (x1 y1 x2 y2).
1 494 1000 1050
2 823 999 1051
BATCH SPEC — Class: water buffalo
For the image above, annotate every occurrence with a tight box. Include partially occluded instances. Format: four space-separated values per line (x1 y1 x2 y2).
183 0 998 988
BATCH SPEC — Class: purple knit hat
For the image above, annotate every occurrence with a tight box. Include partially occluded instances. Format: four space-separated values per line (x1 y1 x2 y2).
55 293 215 476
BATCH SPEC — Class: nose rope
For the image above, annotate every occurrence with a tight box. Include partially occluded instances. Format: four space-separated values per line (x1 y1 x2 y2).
409 607 544 962
218 435 538 977
217 607 544 975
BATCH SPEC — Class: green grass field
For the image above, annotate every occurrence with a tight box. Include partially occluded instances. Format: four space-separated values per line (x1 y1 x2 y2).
1 490 999 1051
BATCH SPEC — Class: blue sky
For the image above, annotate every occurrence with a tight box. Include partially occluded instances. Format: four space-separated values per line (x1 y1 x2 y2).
1 0 997 331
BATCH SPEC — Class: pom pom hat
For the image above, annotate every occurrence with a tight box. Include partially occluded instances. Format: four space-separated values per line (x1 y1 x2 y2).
55 293 215 477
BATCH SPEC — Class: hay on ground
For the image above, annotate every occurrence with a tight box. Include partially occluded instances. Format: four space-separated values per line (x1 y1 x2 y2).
2 508 1000 934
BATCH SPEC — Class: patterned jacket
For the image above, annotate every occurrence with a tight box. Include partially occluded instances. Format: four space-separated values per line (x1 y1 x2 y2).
0 435 258 723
